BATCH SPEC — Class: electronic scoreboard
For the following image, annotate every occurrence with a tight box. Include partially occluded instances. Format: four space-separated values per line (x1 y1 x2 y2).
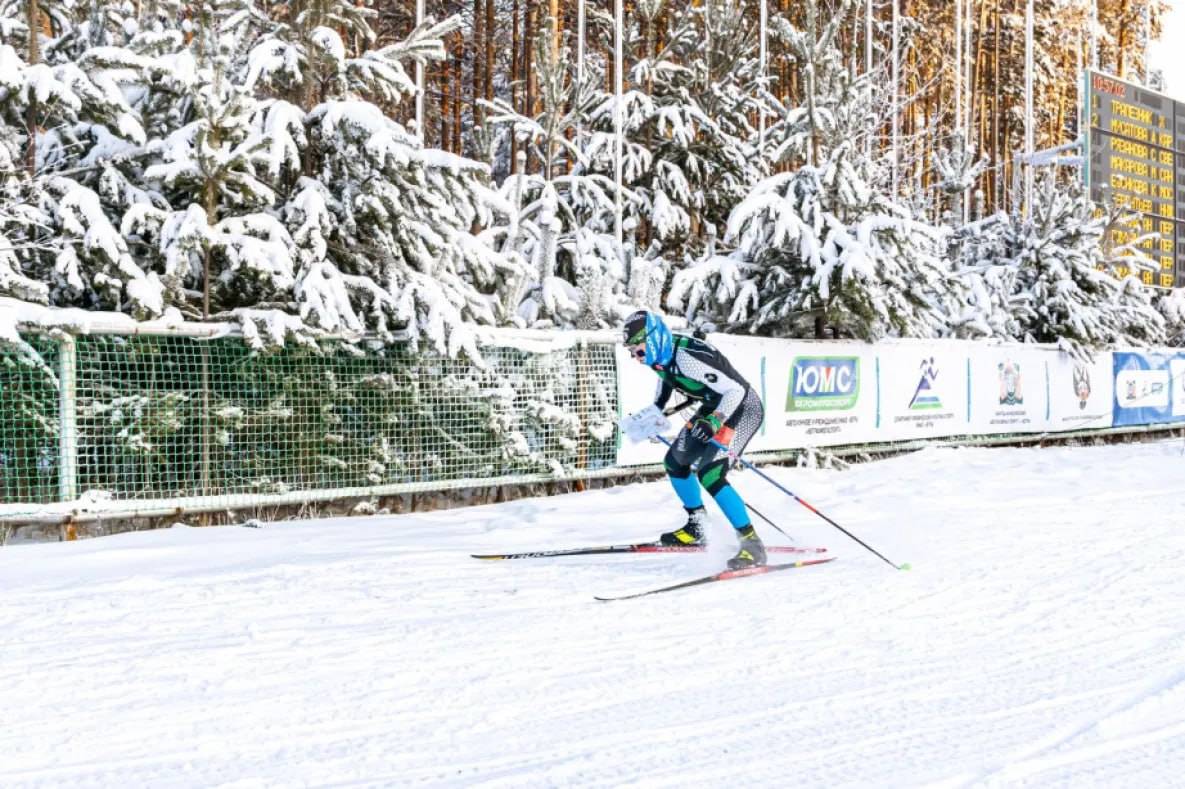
1084 69 1185 288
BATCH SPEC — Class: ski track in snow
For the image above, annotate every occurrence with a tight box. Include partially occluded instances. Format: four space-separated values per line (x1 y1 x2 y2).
2 441 1185 787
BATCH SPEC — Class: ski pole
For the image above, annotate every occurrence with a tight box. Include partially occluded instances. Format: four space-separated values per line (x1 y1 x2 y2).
739 500 796 543
653 435 797 543
709 439 910 571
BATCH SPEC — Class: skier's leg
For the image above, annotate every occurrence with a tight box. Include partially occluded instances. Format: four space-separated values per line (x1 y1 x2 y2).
694 391 767 568
696 458 752 528
659 428 708 545
697 390 764 526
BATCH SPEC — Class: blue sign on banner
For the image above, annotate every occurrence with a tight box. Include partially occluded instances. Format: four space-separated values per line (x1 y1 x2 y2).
1111 351 1185 426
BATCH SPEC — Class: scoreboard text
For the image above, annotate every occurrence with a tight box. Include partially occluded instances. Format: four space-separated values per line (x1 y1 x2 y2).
1085 70 1185 288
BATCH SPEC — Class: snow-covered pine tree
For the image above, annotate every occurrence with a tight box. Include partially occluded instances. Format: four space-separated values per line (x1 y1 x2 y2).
581 0 771 262
118 0 292 330
0 142 47 304
0 2 165 317
670 0 958 341
246 2 518 354
1011 175 1165 356
931 131 986 226
945 210 1027 341
480 16 628 329
1154 289 1185 346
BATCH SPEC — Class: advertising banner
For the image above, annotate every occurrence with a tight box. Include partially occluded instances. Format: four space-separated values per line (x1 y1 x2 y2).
1112 351 1181 426
1171 358 1185 418
616 333 1181 467
756 341 879 452
1046 352 1114 431
876 344 970 441
966 345 1051 434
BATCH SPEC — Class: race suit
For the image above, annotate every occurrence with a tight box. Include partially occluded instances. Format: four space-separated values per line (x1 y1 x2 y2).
650 334 764 503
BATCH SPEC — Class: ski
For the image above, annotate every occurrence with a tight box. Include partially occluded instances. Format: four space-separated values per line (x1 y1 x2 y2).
593 556 837 602
472 543 828 560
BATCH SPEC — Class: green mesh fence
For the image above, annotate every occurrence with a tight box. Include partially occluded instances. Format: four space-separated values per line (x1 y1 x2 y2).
0 337 60 506
1 331 620 520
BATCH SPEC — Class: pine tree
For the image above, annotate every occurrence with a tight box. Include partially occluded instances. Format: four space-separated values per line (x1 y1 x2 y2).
0 5 163 317
582 0 771 258
481 17 628 329
670 0 958 341
119 0 289 324
1012 176 1165 356
290 15 518 353
946 210 1026 340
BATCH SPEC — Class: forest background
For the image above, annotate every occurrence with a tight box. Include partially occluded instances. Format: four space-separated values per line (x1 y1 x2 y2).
0 0 1182 359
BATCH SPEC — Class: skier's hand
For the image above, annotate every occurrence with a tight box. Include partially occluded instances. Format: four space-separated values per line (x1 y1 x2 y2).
688 413 723 444
620 404 671 443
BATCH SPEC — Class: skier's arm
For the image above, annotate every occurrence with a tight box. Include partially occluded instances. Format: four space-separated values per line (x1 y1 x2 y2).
653 379 673 409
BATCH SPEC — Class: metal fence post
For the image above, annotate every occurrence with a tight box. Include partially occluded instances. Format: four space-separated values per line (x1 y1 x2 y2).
58 333 78 504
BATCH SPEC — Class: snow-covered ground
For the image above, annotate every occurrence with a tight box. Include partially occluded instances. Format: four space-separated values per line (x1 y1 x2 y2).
3 441 1185 787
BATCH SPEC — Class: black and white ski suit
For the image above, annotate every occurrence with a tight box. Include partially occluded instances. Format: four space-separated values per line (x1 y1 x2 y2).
650 334 765 497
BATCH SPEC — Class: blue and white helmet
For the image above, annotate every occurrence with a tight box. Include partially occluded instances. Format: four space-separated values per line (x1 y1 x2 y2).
622 310 674 366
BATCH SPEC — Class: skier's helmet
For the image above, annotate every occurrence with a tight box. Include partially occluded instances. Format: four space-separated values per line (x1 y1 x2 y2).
622 310 649 346
621 310 673 366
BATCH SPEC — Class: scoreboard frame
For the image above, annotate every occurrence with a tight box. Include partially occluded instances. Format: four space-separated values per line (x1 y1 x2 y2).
1082 69 1185 289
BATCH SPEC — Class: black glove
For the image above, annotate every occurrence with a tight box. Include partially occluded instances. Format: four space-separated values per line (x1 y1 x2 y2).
688 414 722 444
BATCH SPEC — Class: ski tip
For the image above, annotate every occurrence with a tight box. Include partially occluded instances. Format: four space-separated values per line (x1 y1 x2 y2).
898 562 912 571
471 555 505 560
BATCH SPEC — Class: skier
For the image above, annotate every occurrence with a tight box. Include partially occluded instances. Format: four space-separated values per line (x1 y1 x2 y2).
621 310 767 569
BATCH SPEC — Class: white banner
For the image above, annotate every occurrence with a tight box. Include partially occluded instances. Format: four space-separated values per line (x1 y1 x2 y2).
876 343 970 442
1171 358 1185 418
615 334 1134 466
1047 353 1114 431
756 340 879 452
967 345 1050 434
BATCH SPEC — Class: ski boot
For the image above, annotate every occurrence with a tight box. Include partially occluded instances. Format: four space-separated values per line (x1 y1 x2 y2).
726 525 767 570
659 506 707 546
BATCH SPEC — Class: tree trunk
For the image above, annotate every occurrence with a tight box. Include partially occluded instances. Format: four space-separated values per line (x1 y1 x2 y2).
550 0 560 57
525 0 537 124
453 32 463 154
973 0 989 155
485 0 495 103
25 0 40 176
440 58 450 152
473 0 484 126
511 0 520 167
1116 0 1131 77
991 0 1002 211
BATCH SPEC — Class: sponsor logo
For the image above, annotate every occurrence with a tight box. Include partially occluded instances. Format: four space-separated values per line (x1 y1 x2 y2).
998 360 1023 406
787 357 859 411
1116 369 1170 408
1125 380 1165 400
1072 364 1091 410
909 357 941 410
